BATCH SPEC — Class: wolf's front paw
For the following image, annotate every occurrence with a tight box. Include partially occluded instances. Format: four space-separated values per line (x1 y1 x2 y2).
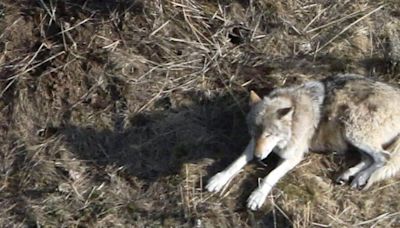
206 172 230 192
247 188 269 211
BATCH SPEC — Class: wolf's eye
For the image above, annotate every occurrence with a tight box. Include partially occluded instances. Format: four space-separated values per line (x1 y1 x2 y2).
263 133 271 138
277 107 293 119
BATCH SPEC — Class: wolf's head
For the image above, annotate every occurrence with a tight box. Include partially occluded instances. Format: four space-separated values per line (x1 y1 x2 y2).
246 91 294 160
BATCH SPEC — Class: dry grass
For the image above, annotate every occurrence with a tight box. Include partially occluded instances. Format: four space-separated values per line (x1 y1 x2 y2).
1 0 400 227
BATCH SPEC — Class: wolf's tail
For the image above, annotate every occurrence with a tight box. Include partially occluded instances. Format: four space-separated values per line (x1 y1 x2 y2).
366 136 400 188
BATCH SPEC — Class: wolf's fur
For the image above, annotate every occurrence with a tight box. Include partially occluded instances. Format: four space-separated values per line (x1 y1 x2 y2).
206 74 400 211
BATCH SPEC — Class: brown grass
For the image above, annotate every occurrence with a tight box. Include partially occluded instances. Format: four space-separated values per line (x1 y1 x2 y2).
1 0 400 227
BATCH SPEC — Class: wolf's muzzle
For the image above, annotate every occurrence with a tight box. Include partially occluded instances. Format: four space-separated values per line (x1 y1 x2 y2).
253 136 279 160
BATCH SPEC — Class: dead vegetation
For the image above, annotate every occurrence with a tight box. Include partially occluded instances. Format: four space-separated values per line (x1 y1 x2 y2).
1 0 400 227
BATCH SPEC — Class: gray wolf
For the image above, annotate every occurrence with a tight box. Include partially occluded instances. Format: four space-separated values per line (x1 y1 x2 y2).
206 74 400 211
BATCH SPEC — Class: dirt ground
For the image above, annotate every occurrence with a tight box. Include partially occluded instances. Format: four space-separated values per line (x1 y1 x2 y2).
1 0 400 227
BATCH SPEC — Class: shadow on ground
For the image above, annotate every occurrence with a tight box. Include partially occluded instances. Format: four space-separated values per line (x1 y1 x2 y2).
55 90 251 181
52 89 295 226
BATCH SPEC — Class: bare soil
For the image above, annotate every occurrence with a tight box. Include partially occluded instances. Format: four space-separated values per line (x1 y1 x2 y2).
1 0 400 227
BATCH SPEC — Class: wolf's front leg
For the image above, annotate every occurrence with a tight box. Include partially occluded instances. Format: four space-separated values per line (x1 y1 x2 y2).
206 139 255 192
247 156 302 210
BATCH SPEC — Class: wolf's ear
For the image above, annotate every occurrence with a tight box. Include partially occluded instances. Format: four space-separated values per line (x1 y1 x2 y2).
303 81 325 104
249 90 262 106
277 107 293 120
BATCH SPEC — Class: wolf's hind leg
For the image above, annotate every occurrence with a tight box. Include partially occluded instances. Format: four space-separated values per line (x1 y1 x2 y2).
336 154 371 185
346 140 388 189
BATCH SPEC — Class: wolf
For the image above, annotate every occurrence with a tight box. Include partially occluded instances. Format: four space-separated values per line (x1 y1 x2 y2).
206 74 400 211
